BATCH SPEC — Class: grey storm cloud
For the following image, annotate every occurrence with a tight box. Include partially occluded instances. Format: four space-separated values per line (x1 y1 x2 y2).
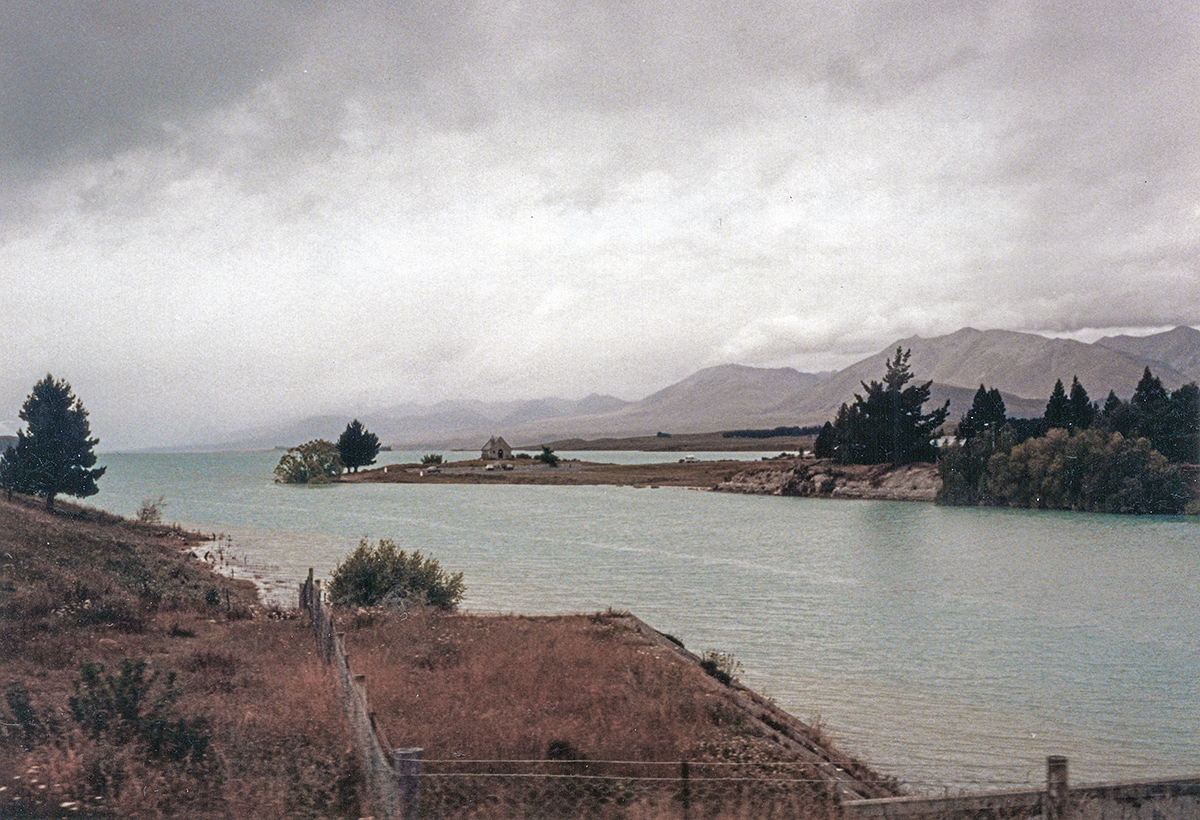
0 1 311 169
1 0 1198 448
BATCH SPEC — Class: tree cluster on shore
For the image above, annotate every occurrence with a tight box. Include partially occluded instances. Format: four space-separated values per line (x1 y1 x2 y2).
938 369 1197 514
812 352 1197 515
273 419 383 483
812 347 950 465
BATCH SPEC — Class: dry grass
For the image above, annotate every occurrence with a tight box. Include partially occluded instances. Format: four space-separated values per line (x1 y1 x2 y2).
0 492 872 819
339 609 846 819
342 611 751 761
0 495 360 819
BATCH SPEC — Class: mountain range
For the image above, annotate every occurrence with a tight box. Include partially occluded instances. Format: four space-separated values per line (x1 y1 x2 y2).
223 326 1200 450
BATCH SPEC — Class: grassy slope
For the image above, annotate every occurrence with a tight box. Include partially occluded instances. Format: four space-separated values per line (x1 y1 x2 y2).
340 610 900 818
1 493 895 819
0 496 358 819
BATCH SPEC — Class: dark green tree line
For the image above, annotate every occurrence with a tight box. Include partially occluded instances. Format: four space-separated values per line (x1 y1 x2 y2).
1100 369 1199 463
938 367 1198 514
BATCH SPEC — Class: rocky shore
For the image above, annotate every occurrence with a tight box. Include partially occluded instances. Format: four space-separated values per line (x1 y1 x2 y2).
715 458 941 502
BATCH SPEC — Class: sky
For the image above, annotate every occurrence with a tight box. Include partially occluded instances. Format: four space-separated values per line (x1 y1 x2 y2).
2 0 1199 450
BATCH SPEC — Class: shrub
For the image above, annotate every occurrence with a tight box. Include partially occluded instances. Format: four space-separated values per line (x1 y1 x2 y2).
273 439 343 484
5 682 52 747
136 495 167 524
535 445 560 467
328 539 465 609
70 659 210 764
421 454 444 465
700 649 743 686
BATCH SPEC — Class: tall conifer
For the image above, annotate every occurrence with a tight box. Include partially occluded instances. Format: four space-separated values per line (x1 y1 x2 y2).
0 375 105 511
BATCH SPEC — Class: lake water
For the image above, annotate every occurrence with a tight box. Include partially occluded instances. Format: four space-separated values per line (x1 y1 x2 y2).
88 450 1200 793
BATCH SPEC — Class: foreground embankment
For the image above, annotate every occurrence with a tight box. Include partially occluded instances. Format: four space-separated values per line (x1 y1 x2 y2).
350 455 942 501
0 494 899 818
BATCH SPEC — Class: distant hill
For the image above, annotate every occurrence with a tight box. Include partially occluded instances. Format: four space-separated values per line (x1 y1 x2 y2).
1096 326 1200 383
217 395 634 451
773 327 1195 427
212 327 1200 449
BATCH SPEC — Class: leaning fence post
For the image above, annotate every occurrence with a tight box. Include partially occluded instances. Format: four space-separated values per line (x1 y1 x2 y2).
1047 756 1069 820
393 747 423 820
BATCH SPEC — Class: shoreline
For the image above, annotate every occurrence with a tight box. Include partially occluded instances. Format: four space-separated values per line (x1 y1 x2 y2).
347 455 942 502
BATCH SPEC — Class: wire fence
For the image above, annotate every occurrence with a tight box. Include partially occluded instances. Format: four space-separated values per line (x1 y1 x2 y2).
413 758 842 820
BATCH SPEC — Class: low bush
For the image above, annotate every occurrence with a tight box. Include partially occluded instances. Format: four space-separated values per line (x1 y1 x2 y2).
273 439 343 484
136 495 167 524
328 538 465 609
700 649 743 685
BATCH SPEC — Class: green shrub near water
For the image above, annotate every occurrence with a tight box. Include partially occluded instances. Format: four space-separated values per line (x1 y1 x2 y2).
328 538 465 609
273 439 343 484
939 427 1191 514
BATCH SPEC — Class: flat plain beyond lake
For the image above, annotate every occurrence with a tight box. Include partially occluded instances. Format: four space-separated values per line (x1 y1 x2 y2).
89 450 1200 793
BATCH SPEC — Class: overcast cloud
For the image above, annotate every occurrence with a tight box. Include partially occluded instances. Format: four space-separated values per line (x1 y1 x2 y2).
2 0 1198 449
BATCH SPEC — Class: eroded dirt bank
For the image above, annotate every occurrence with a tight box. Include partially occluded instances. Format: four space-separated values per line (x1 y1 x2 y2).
715 458 941 501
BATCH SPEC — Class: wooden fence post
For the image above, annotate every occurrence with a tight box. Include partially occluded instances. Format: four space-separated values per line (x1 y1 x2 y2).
393 748 423 820
680 759 690 820
1047 756 1069 820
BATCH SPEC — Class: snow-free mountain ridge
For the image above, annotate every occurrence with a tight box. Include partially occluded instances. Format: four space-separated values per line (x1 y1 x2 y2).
218 326 1200 450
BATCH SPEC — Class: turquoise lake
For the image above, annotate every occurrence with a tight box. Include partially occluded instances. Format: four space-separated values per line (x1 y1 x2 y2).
88 450 1200 794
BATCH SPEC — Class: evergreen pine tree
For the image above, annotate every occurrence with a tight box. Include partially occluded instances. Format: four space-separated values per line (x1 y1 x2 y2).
1130 367 1170 444
828 347 949 465
813 421 835 458
1044 378 1070 430
1067 376 1095 431
958 384 1007 440
1101 390 1131 436
335 420 381 473
0 375 105 511
1163 383 1200 463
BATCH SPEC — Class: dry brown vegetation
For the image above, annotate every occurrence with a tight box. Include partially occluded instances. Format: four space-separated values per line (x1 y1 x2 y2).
0 496 359 819
2 492 889 819
337 609 888 819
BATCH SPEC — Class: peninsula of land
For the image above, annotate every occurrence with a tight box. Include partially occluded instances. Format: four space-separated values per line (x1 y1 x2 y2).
348 452 942 502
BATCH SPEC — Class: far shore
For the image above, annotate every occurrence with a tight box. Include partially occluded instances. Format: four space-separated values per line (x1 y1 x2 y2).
346 453 945 502
347 455 761 488
514 431 815 452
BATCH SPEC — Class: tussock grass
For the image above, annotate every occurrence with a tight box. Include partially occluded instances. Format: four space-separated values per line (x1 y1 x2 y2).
0 496 359 818
340 610 844 819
